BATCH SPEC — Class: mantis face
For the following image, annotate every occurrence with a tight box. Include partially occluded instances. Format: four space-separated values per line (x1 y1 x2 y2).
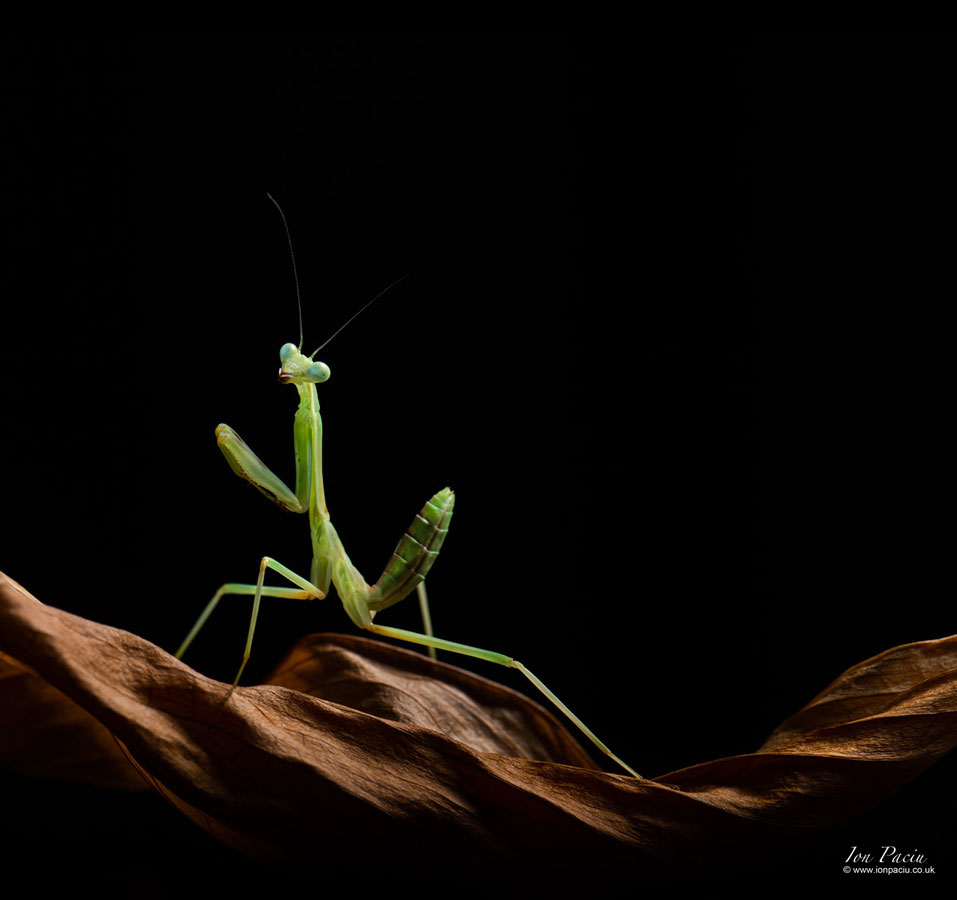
278 342 331 385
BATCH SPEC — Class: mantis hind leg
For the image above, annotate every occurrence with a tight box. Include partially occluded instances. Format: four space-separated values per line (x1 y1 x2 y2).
362 622 641 779
415 582 436 659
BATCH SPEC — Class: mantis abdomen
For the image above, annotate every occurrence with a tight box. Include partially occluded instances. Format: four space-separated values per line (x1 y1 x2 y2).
368 487 455 613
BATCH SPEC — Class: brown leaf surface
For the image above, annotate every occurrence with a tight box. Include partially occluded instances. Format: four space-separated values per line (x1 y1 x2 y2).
1 570 955 874
0 650 146 791
265 630 599 768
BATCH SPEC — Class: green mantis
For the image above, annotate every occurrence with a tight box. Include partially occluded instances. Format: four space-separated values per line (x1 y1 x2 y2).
174 207 640 779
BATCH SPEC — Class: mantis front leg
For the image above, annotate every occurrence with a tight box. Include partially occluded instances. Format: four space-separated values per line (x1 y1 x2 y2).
175 421 328 685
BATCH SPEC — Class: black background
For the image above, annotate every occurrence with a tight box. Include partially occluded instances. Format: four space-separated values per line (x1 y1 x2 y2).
1 35 954 888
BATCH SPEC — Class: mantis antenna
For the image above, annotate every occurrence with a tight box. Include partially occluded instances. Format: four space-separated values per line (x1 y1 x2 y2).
266 192 304 350
310 271 411 357
266 191 410 357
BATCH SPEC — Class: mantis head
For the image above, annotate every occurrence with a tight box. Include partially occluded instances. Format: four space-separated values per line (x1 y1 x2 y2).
279 343 331 385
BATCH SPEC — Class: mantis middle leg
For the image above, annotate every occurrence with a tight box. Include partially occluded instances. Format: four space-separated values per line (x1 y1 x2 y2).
176 555 327 695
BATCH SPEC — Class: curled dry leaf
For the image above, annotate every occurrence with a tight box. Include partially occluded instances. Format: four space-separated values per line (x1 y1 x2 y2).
1 570 955 875
264 630 599 768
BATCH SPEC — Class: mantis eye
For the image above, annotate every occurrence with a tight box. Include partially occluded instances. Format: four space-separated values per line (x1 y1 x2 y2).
306 362 331 383
279 343 298 363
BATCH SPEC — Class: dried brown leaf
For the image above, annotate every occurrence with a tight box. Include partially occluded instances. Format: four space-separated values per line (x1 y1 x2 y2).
265 631 599 767
1 570 955 874
0 649 146 791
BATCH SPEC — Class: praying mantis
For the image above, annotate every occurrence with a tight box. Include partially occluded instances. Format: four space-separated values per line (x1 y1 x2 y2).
174 200 641 779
